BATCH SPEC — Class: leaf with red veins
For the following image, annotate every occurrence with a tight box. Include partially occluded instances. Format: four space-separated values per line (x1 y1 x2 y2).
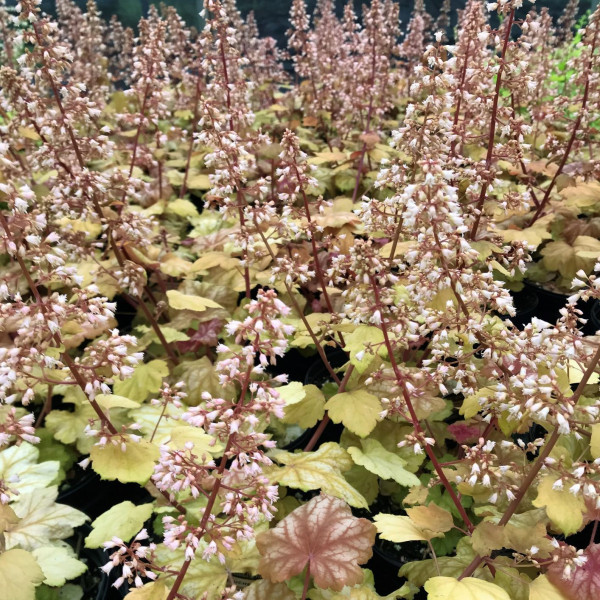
446 422 481 445
177 318 223 353
547 543 600 600
256 494 376 591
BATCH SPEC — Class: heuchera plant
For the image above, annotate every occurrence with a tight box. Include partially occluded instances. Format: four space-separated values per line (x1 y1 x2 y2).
1 0 600 599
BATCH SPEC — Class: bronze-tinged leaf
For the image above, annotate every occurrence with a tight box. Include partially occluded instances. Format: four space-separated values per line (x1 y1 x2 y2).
547 543 600 600
245 580 296 600
256 494 376 591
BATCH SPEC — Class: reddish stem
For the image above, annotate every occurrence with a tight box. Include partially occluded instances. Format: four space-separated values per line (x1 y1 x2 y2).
460 343 600 579
371 278 474 532
166 364 254 600
529 25 597 226
470 9 515 240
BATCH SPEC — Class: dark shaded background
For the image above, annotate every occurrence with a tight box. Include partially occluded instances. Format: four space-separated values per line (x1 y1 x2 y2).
10 1 599 46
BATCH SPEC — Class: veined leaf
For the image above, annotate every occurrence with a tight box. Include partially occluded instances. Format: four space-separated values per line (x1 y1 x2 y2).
4 486 88 550
325 389 382 438
0 443 60 497
529 575 569 600
245 580 296 600
85 501 154 548
166 290 224 312
96 394 141 410
347 439 420 487
343 326 385 374
124 581 169 600
90 438 159 484
424 576 510 600
0 549 44 600
257 494 375 591
374 514 438 543
547 543 600 600
281 384 326 429
267 443 367 508
32 547 87 587
532 475 585 535
113 360 169 403
166 198 199 219
186 173 211 190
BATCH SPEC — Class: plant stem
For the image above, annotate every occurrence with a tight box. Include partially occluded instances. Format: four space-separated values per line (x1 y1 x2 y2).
303 364 355 452
180 74 203 199
350 27 378 204
470 9 515 241
370 278 474 532
166 364 254 600
528 23 597 226
301 564 311 600
459 343 600 579
31 26 178 365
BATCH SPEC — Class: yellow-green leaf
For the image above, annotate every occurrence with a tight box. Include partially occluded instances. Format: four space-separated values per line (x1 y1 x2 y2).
532 475 586 535
19 126 41 141
267 443 367 508
343 326 385 374
166 290 224 312
85 501 154 548
166 198 199 219
113 360 169 403
32 546 87 586
499 226 551 250
0 443 59 496
90 438 159 484
460 388 494 419
471 521 505 556
373 514 432 542
0 549 44 600
347 439 420 487
124 581 169 600
277 382 306 405
528 574 569 600
186 173 211 190
165 426 222 456
591 424 600 459
5 487 88 550
567 359 600 385
308 150 348 165
281 384 326 429
406 504 454 536
424 576 510 600
325 389 382 437
96 394 141 410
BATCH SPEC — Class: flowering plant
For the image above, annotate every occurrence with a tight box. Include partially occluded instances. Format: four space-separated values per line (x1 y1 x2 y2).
1 1 600 600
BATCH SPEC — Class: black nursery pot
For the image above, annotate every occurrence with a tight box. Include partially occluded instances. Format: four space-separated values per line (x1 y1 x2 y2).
366 537 428 598
505 287 539 330
523 281 595 334
590 299 600 335
67 525 129 600
58 464 152 520
269 348 348 450
302 349 348 446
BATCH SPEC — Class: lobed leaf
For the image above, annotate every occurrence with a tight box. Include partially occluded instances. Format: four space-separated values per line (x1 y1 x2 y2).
257 494 376 591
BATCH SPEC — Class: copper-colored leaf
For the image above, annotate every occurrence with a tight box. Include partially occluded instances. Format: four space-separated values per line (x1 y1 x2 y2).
256 494 376 591
245 580 295 600
547 543 600 600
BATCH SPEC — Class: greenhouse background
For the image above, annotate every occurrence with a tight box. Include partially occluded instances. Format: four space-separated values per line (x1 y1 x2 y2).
14 0 600 46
